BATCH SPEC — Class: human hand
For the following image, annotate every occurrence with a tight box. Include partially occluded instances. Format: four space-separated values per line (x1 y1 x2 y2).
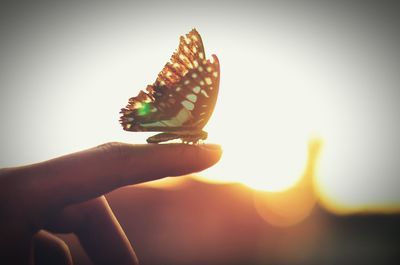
0 142 222 265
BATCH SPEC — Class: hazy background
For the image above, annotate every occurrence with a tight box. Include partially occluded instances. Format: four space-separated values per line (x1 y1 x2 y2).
1 1 400 210
1 1 400 264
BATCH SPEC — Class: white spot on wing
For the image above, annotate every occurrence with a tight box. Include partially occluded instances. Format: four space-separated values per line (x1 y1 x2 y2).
185 37 191 45
181 100 195 110
176 108 191 123
201 90 210 98
192 86 201 93
141 121 165 128
186 94 197 102
133 102 142 109
142 108 192 128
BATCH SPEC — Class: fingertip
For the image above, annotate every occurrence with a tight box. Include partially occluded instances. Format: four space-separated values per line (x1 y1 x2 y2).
200 143 222 152
198 143 223 165
176 143 222 174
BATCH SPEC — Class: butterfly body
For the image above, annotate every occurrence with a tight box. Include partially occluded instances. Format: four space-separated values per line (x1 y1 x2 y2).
120 29 220 144
146 130 208 144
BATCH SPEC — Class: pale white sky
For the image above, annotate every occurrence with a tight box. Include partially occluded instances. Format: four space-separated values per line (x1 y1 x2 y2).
1 1 400 208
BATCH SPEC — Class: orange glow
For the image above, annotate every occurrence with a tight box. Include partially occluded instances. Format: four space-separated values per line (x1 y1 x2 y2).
198 132 309 192
253 189 316 227
143 136 400 219
192 54 322 192
252 139 320 226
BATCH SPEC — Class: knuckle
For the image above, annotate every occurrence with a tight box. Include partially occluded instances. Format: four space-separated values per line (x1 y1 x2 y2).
96 142 130 163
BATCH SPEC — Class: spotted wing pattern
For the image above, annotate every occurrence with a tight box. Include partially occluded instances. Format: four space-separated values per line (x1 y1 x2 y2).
120 29 220 143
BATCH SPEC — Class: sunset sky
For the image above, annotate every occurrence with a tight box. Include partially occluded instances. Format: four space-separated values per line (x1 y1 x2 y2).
1 1 400 212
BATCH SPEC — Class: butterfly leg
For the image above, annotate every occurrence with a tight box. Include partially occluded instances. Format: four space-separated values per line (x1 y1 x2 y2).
179 130 208 144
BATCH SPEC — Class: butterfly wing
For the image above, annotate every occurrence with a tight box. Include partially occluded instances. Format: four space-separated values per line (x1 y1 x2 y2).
154 29 205 89
120 29 219 133
176 54 220 131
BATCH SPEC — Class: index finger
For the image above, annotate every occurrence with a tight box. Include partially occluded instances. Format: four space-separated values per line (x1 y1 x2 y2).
6 142 222 211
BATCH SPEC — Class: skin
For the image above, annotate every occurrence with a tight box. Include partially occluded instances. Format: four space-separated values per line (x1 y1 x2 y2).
0 142 222 265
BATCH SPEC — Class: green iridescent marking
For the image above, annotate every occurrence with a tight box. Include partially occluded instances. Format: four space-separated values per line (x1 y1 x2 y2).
137 102 150 116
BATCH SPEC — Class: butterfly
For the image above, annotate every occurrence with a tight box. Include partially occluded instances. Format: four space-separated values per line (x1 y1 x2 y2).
120 29 220 144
